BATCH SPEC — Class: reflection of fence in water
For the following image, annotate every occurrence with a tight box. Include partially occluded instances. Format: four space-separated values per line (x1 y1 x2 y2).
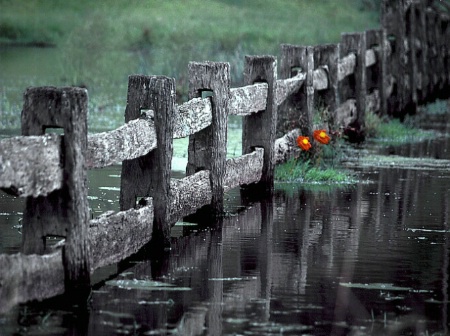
87 168 448 333
0 0 449 311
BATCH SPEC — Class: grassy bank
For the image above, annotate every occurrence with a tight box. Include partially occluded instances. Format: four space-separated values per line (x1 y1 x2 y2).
274 100 449 184
0 0 379 130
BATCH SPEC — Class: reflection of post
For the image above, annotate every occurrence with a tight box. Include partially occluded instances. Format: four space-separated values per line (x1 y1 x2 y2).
332 183 368 331
442 189 449 334
206 231 223 335
298 191 312 295
259 198 274 321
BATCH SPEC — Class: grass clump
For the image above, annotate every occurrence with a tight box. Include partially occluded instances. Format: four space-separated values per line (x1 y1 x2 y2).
275 158 355 184
275 125 356 184
365 111 435 144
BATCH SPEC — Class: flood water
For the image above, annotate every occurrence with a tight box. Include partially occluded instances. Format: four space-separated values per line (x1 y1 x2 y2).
1 121 450 335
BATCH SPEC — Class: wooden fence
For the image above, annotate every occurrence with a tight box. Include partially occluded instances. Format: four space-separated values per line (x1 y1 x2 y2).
0 0 449 311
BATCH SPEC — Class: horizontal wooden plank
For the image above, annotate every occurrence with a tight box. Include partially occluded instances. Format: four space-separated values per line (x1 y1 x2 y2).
274 128 301 165
174 97 212 138
276 72 306 104
338 48 378 81
335 99 358 127
0 134 62 197
0 251 64 314
229 83 268 116
313 67 329 90
0 200 155 311
365 48 377 67
366 89 380 113
89 201 154 269
87 117 157 168
168 170 212 223
224 148 264 191
338 53 356 81
335 90 380 127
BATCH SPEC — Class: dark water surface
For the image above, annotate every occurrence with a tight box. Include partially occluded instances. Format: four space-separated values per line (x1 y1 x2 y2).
1 166 449 334
1 115 450 335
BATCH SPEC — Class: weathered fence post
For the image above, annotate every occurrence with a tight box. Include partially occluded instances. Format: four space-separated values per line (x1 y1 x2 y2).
340 32 367 130
438 10 450 99
381 0 411 116
242 55 277 191
313 44 339 131
406 3 419 114
21 86 91 294
278 45 313 137
411 1 428 104
120 75 176 249
366 29 388 116
186 62 230 217
425 7 435 101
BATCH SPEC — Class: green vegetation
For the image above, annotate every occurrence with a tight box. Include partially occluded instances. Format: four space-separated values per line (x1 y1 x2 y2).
0 0 379 130
365 110 435 144
275 158 355 184
275 125 357 184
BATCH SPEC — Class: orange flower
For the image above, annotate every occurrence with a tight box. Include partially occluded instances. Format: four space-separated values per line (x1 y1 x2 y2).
296 136 312 151
313 129 330 144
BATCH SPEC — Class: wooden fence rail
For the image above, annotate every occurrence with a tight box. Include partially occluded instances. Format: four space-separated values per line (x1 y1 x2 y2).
0 0 449 311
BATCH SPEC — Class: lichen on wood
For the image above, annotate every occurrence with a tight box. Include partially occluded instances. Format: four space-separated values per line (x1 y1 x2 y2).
87 117 157 168
313 67 329 90
0 134 62 197
89 202 154 269
230 83 268 115
276 72 306 105
175 97 212 138
224 148 264 191
338 53 356 81
168 170 212 222
274 128 301 165
0 251 64 314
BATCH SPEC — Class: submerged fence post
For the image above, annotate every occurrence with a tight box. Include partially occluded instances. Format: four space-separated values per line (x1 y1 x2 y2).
242 55 277 191
186 62 230 217
340 32 367 132
120 75 175 248
278 44 313 137
313 44 339 131
21 86 91 294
